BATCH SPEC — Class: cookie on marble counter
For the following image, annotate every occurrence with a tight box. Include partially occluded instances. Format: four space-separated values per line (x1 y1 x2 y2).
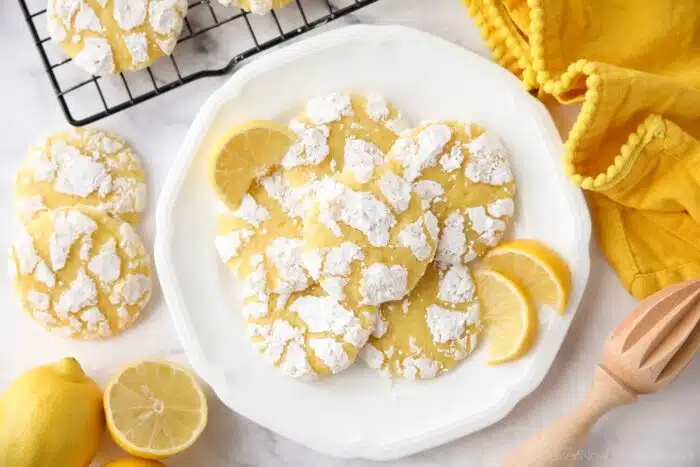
8 206 152 340
14 128 146 226
47 0 188 75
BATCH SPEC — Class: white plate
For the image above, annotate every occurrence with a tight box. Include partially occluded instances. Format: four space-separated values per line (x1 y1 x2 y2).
155 24 591 461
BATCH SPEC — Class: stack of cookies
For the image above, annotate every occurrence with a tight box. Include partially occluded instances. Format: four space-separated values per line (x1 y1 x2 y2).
9 128 154 340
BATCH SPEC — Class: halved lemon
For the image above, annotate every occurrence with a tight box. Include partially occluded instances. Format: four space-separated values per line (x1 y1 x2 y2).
481 239 571 315
475 269 537 365
104 360 208 460
211 120 294 210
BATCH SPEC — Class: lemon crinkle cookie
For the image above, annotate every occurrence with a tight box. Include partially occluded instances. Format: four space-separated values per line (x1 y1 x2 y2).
215 93 410 295
14 128 146 226
217 0 292 14
9 206 152 340
282 93 409 186
215 169 316 297
242 256 377 379
361 263 481 380
388 121 516 265
302 162 439 307
47 0 188 75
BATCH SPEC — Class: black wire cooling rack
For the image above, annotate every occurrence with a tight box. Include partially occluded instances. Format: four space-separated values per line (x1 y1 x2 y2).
18 0 379 126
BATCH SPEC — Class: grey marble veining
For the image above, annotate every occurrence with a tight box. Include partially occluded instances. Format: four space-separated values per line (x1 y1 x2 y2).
1 0 699 466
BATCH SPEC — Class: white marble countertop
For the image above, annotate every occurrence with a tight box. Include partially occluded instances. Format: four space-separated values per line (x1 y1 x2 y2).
1 0 699 465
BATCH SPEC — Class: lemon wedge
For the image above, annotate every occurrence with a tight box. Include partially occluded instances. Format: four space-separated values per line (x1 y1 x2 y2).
211 120 294 210
475 269 537 365
481 239 572 315
104 360 208 460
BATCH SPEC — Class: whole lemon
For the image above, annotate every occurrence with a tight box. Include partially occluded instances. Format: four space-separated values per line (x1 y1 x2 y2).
104 458 165 466
0 357 104 467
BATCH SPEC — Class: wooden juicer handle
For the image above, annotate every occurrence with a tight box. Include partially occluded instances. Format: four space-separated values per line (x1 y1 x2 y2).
501 365 637 467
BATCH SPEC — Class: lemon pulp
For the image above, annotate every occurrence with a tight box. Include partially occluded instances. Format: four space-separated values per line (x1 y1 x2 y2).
104 360 208 459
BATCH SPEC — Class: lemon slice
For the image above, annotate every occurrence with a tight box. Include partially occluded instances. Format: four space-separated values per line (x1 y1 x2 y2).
104 360 208 460
211 120 294 210
475 269 537 365
481 239 572 315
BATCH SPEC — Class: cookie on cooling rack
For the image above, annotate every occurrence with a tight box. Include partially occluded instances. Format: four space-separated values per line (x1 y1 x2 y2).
46 0 188 75
218 0 292 14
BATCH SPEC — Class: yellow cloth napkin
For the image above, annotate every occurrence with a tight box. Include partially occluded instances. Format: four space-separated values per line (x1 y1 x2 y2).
464 0 700 299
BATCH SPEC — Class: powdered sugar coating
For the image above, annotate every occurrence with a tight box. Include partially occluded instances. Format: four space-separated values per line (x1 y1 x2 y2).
359 343 385 370
437 264 475 303
323 242 364 277
74 37 115 75
9 207 152 340
391 124 452 182
14 229 41 276
74 3 103 32
464 132 514 185
439 145 464 173
413 180 445 209
233 194 270 227
398 214 438 262
113 0 147 30
265 237 310 295
282 125 330 169
34 260 56 288
343 138 385 183
49 209 97 271
306 93 353 125
402 356 439 380
15 128 147 226
87 238 122 285
123 33 150 67
466 206 507 247
360 263 408 305
364 94 391 121
436 211 467 265
426 304 479 344
315 179 396 248
378 171 411 214
487 198 515 218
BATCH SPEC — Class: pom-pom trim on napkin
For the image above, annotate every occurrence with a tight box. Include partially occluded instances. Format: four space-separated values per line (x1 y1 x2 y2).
463 1 668 191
